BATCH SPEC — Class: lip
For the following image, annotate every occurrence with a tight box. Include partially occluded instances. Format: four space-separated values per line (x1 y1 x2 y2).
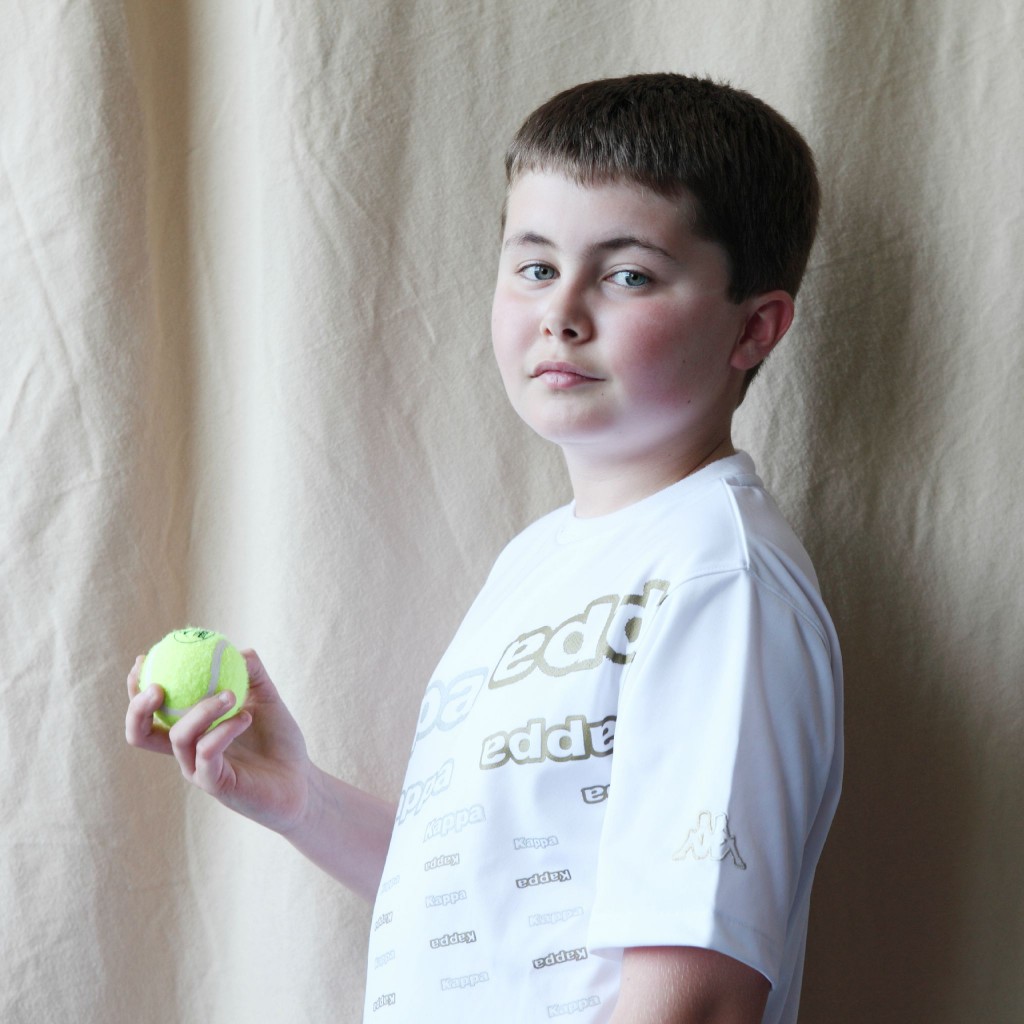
531 361 604 388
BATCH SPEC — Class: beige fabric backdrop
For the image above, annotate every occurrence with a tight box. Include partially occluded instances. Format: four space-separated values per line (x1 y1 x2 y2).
2 0 1022 1021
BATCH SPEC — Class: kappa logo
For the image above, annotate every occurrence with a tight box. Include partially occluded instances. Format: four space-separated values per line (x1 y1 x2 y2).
414 668 488 749
396 759 454 824
516 869 571 889
489 580 669 689
528 905 584 927
424 852 460 871
423 804 486 840
533 946 588 970
371 992 396 1011
673 811 747 870
429 929 477 949
513 835 559 850
480 714 615 770
440 972 489 990
548 995 602 1017
424 889 467 908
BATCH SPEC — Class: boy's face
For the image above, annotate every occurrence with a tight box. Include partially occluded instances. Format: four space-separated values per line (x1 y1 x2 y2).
491 172 753 473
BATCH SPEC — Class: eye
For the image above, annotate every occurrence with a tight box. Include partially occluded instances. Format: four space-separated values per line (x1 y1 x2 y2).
520 263 557 282
609 269 650 288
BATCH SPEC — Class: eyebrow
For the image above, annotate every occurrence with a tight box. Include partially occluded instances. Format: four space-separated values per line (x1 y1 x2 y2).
502 231 680 264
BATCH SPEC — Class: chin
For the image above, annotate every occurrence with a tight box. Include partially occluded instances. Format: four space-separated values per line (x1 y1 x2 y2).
518 413 609 448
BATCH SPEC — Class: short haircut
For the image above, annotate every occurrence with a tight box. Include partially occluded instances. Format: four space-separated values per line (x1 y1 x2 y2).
505 73 820 305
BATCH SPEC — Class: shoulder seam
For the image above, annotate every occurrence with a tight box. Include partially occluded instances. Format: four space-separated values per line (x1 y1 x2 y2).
662 564 831 653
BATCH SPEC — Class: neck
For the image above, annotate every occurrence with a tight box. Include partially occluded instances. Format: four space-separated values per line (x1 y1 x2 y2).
565 435 736 518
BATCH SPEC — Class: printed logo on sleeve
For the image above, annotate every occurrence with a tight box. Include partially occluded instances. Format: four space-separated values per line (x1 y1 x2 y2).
373 911 393 931
489 580 669 690
374 949 396 969
480 714 615 770
673 811 747 869
371 992 396 1011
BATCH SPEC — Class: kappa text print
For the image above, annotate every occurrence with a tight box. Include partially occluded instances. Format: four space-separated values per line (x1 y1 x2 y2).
480 714 615 769
489 580 669 688
414 668 489 749
396 759 453 824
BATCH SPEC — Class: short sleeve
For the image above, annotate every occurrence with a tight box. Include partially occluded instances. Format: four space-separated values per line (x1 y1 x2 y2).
586 567 840 985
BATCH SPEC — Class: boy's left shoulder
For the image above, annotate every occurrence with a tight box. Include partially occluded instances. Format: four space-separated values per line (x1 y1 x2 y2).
636 452 827 625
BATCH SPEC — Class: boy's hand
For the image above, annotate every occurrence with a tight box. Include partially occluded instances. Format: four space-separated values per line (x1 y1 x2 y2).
126 650 313 836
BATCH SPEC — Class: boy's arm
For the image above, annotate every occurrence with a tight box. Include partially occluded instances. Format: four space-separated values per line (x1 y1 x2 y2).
278 764 395 901
609 946 769 1023
126 649 395 902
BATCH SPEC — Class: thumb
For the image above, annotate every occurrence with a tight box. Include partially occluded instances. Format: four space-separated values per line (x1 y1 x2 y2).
241 649 281 704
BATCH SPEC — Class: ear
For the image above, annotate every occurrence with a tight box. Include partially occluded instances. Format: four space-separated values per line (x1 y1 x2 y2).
729 291 795 372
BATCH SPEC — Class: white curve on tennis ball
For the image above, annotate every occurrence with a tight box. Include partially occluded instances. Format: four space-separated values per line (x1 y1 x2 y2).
159 637 229 720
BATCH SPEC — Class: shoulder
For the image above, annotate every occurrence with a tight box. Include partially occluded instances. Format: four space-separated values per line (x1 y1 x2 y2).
661 454 827 632
616 455 842 698
473 452 835 659
589 454 824 617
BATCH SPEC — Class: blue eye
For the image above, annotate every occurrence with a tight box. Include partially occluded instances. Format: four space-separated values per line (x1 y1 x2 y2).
610 270 650 288
521 263 557 282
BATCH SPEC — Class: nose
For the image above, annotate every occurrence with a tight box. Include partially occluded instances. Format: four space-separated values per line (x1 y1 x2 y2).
540 285 593 343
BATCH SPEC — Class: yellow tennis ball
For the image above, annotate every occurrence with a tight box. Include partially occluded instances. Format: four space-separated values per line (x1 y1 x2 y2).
140 628 248 729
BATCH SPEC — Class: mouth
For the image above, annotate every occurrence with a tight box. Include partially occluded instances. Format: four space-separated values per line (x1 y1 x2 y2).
531 361 603 387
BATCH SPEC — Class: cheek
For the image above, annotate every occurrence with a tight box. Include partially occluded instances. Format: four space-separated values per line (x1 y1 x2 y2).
613 318 690 380
489 289 503 348
611 316 719 406
490 302 522 393
490 296 509 360
491 291 532 359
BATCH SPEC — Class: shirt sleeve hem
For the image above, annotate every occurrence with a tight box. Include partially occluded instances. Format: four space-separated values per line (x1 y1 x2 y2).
586 909 780 988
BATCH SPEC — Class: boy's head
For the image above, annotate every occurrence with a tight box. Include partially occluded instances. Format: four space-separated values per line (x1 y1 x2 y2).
504 73 819 391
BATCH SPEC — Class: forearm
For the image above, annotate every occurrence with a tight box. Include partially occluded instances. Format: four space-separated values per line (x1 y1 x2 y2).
608 946 768 1024
280 764 396 902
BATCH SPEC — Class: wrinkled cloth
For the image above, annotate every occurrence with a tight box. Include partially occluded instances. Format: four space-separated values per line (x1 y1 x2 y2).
1 1 1022 1022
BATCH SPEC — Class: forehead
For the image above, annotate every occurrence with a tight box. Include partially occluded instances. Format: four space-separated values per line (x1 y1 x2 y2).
502 171 699 246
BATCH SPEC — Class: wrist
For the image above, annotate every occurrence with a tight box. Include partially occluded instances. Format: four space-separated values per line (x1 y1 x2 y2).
275 760 326 842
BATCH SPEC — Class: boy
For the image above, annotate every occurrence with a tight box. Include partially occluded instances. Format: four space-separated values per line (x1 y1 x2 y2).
127 74 842 1023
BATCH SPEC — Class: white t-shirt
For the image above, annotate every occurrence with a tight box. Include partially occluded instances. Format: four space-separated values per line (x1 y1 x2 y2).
363 452 843 1023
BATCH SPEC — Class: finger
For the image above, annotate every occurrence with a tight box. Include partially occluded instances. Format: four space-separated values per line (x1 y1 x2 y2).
241 649 281 706
168 691 242 777
242 648 268 688
192 710 253 793
126 654 146 698
125 683 173 754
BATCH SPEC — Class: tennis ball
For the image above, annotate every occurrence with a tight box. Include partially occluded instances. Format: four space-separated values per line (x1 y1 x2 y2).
140 628 249 729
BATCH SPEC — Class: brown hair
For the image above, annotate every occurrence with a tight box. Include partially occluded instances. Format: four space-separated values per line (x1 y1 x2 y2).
506 73 820 305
